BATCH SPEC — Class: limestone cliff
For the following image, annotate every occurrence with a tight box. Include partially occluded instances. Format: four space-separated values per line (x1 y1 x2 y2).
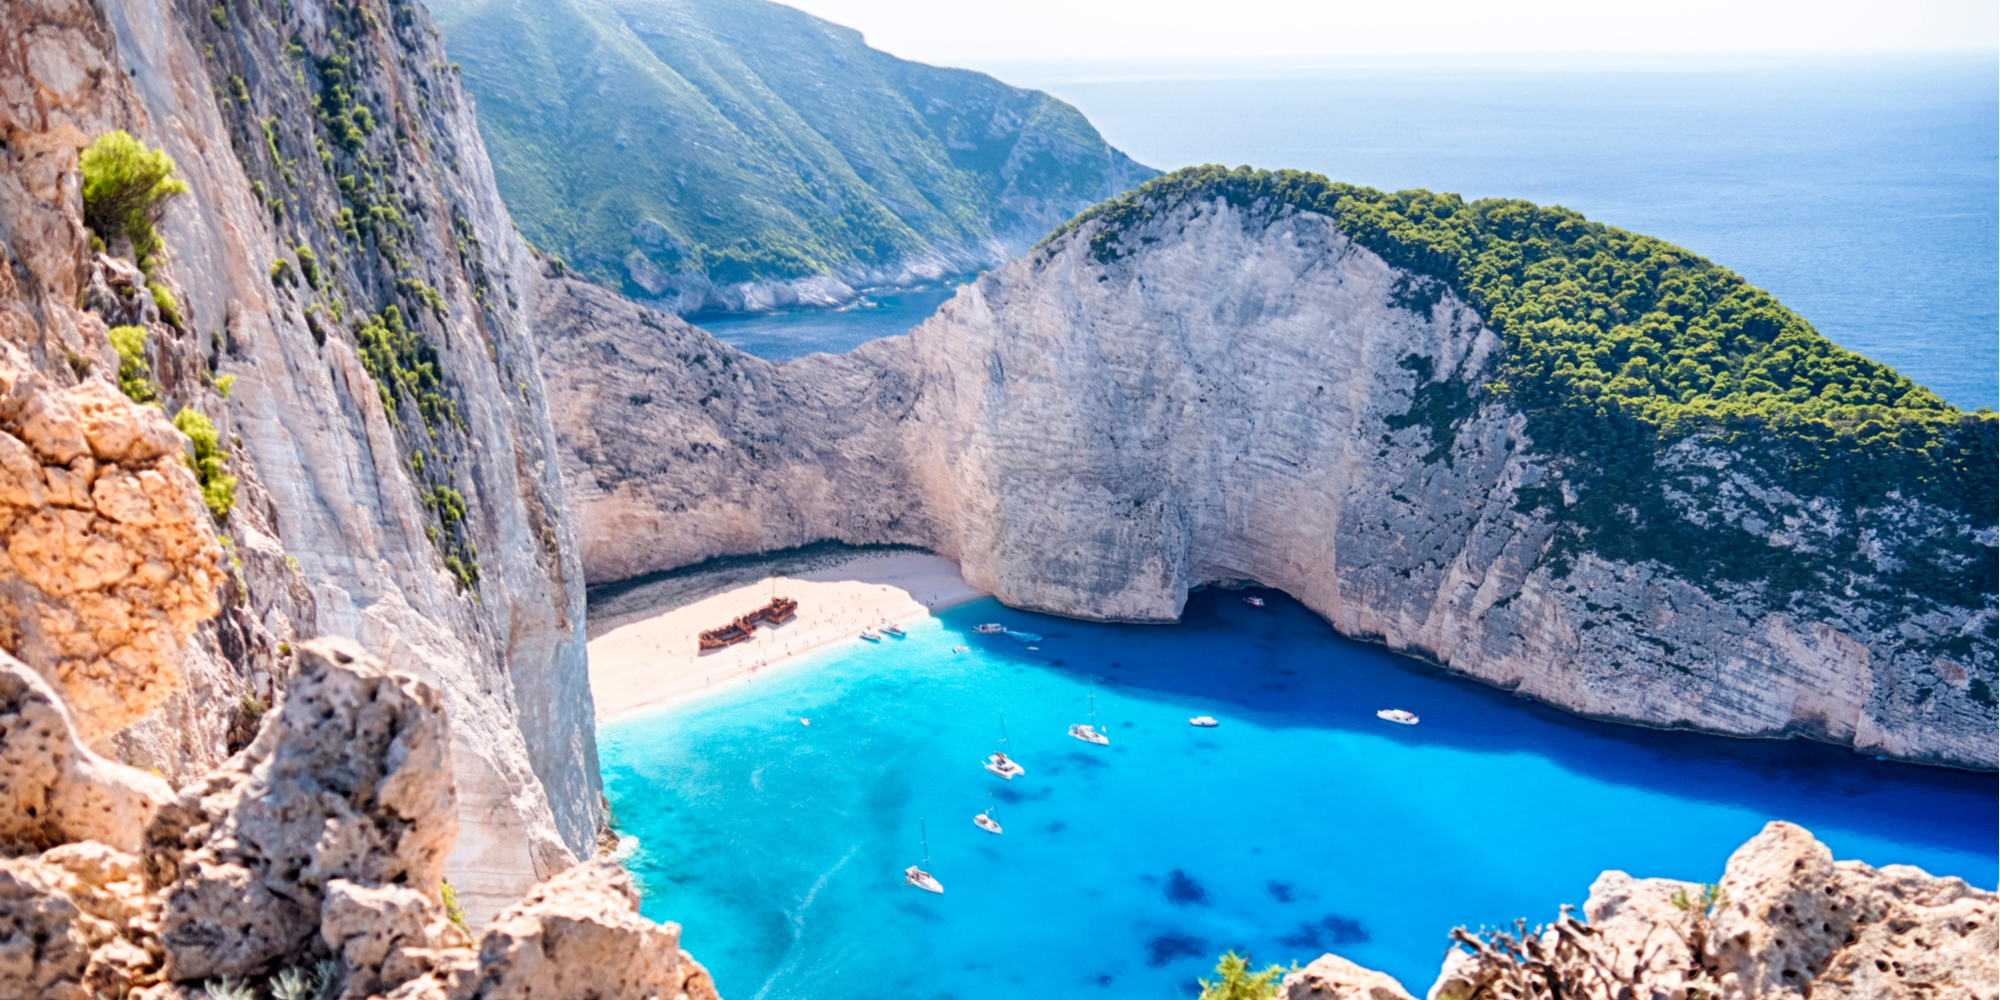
2 0 601 919
537 174 1997 770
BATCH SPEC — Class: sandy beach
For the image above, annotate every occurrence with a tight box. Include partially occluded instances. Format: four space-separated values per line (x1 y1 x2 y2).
586 549 986 722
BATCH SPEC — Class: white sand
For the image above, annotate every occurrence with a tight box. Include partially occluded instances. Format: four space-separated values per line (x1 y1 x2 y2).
587 551 986 722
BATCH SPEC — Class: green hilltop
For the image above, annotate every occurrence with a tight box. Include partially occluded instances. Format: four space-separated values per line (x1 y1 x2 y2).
1058 166 1997 611
428 0 1154 304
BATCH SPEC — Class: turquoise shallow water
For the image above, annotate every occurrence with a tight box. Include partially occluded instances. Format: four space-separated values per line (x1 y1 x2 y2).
600 590 1997 999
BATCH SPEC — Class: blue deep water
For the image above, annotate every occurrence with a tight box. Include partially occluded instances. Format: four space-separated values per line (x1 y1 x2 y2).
692 286 958 361
600 590 1998 999
707 55 1998 410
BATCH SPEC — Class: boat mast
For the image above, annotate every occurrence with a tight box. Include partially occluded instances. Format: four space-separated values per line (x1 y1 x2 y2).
999 712 1010 753
920 819 931 869
1089 679 1098 727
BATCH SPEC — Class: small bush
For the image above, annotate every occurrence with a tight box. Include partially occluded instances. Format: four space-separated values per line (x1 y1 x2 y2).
441 880 469 929
213 373 236 398
108 325 157 403
149 279 183 328
295 244 320 288
1197 952 1285 1000
173 408 238 521
270 258 297 286
79 131 187 266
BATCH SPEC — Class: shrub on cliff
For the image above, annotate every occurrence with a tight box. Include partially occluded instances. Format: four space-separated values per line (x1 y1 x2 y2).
80 130 188 267
173 408 237 521
108 325 157 404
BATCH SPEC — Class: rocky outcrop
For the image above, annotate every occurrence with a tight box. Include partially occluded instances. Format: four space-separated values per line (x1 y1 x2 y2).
3 0 604 919
0 637 716 1000
1281 953 1415 999
147 638 457 981
0 651 171 854
537 184 1997 770
1417 821 1995 1000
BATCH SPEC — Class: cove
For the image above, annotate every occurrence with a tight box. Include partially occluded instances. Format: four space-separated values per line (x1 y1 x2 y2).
599 589 1997 999
691 285 959 361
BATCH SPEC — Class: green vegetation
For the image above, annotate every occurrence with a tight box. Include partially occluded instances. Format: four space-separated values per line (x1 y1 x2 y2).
79 131 188 266
1196 952 1286 1000
440 881 468 930
356 305 460 433
173 409 238 521
426 0 1152 296
108 325 157 404
1055 167 1997 608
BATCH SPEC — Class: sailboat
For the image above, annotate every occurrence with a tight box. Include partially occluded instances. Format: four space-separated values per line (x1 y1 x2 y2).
983 713 1026 779
1068 680 1110 745
974 793 1002 834
904 819 943 893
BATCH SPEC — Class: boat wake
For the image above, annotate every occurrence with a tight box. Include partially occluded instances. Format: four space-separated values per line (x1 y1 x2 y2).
753 844 860 1000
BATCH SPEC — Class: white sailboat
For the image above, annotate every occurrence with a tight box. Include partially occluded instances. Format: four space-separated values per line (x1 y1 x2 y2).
983 713 1026 779
974 794 1002 834
904 820 943 893
1068 680 1110 745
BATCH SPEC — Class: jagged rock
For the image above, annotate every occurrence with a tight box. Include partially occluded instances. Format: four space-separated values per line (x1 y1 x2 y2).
0 649 172 854
0 843 155 1000
150 638 457 982
321 879 473 1000
438 859 718 1000
1426 821 1994 1000
1281 952 1414 999
0 346 224 742
1709 822 1996 1000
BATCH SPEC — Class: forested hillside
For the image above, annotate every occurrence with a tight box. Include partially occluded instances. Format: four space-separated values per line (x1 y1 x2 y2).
428 0 1155 310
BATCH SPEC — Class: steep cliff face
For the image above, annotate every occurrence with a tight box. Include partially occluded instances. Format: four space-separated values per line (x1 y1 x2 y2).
3 0 602 920
539 177 1996 770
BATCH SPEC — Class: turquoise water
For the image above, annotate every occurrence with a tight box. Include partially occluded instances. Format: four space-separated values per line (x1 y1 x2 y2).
600 590 1997 999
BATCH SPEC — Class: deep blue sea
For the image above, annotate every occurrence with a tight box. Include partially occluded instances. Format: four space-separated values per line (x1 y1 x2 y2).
703 55 1998 411
600 591 1997 999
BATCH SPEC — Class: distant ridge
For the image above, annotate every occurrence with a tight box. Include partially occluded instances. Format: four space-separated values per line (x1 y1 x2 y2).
428 0 1157 312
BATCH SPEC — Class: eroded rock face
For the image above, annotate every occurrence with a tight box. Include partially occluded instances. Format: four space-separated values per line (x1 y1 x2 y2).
149 638 456 982
0 649 172 854
0 634 715 1000
0 360 225 741
1281 952 1415 999
450 859 718 1000
1422 821 1995 1000
538 193 1996 769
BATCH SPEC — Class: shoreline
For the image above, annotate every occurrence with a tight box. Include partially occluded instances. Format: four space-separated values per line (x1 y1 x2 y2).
586 549 987 724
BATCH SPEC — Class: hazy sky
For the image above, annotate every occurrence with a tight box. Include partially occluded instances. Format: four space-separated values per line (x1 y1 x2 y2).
775 0 1997 63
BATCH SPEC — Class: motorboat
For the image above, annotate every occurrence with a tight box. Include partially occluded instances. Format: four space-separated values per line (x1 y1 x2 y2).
859 628 882 642
983 713 1026 778
1376 709 1419 725
1069 680 1110 745
880 621 906 637
951 646 969 653
1242 596 1265 608
1189 716 1219 728
800 718 810 726
973 623 1006 634
904 821 943 893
